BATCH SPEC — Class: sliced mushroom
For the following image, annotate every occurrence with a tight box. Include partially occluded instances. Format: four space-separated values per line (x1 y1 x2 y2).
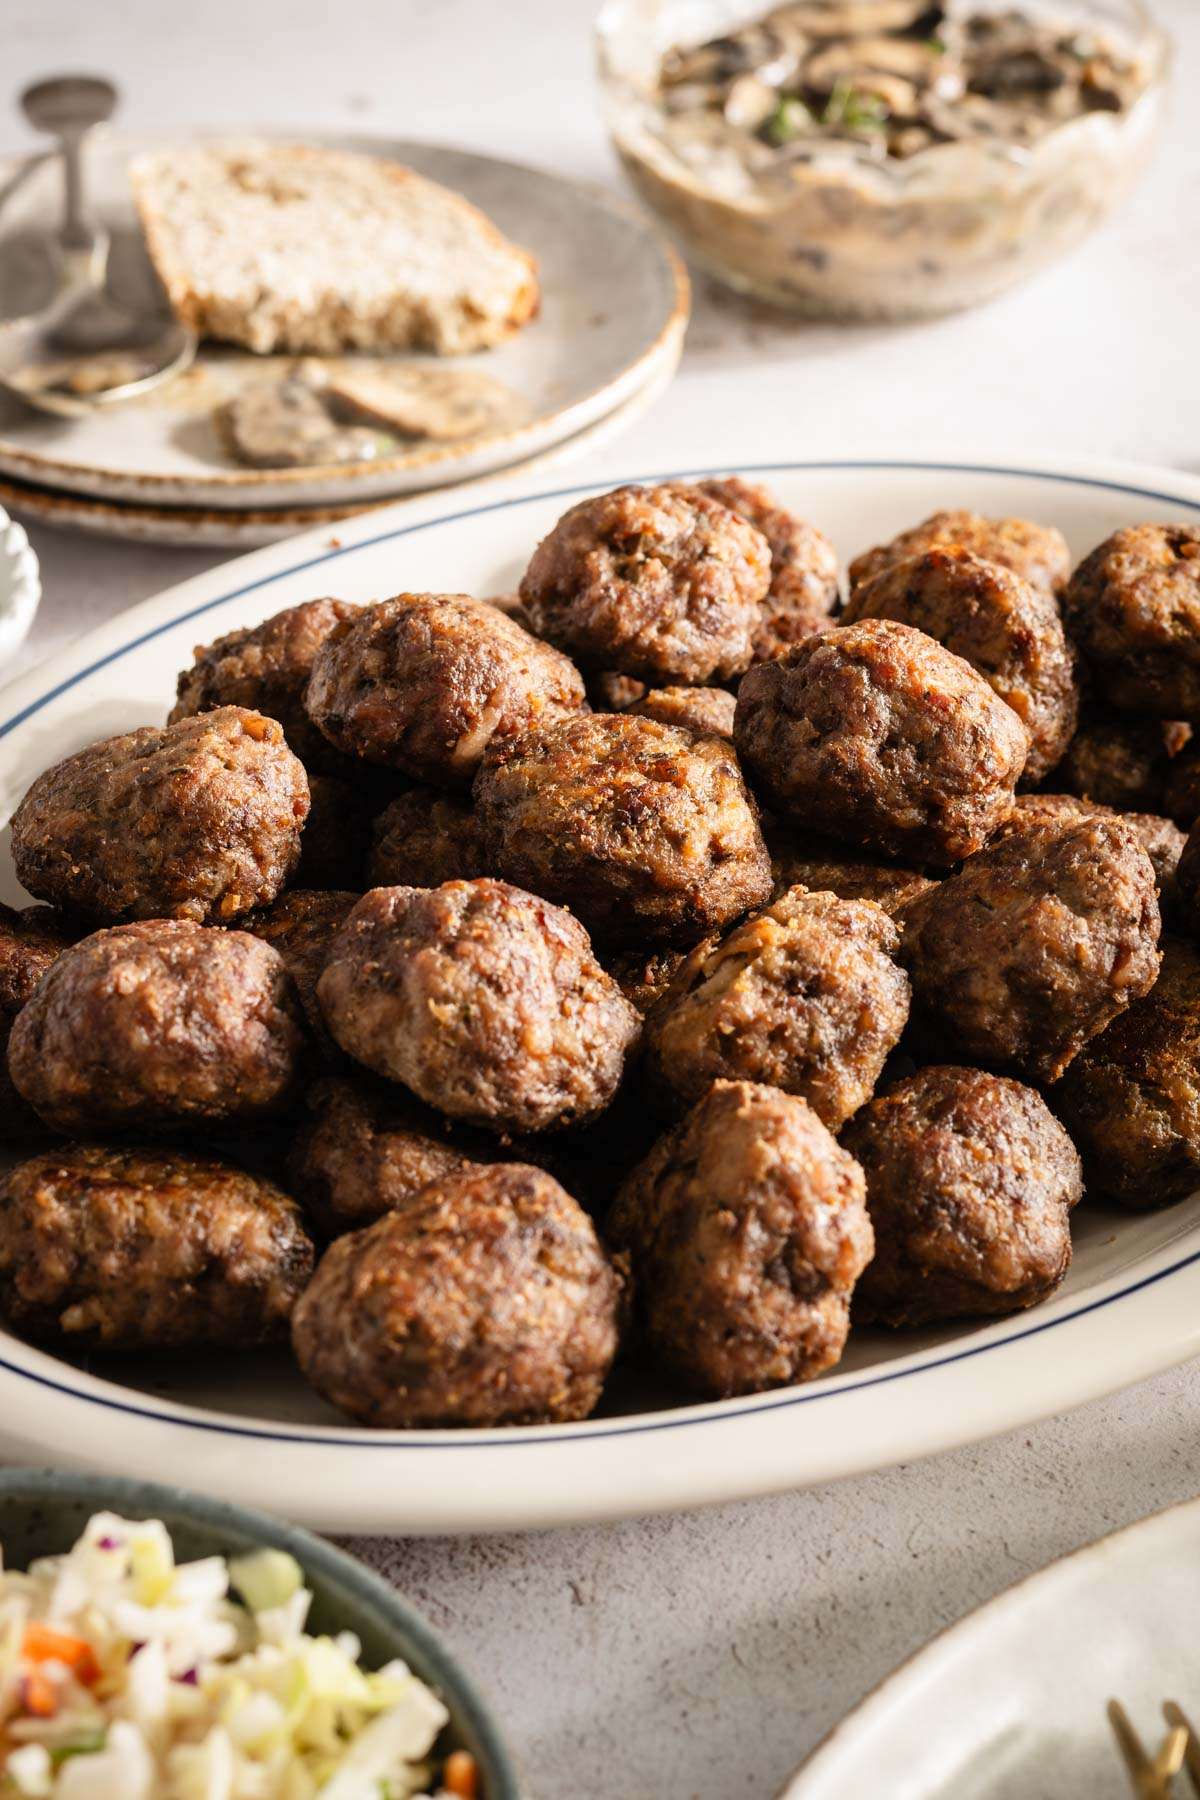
806 35 946 87
774 1 937 37
726 73 785 130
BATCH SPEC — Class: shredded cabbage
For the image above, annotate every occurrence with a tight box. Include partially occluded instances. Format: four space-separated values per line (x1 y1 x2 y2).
0 1514 454 1800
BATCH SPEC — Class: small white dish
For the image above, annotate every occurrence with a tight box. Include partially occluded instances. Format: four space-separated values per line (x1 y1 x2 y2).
0 505 40 666
783 1495 1200 1800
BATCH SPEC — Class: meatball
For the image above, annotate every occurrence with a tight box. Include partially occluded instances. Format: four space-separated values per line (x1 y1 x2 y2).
994 793 1185 910
604 946 691 1015
169 596 361 771
734 619 1028 867
644 888 910 1128
291 1162 622 1427
1057 708 1188 814
0 1145 313 1350
1165 749 1200 829
317 880 640 1133
8 920 307 1135
518 483 770 685
1062 526 1200 718
628 685 737 739
608 1080 873 1398
843 1066 1081 1327
10 707 309 925
0 904 78 1014
294 774 371 888
474 712 771 948
241 888 360 1058
766 825 938 916
841 548 1078 784
367 788 491 889
589 670 646 711
1171 827 1200 936
902 814 1161 1083
289 1076 480 1238
849 508 1070 598
687 476 840 661
304 591 585 785
1052 938 1200 1208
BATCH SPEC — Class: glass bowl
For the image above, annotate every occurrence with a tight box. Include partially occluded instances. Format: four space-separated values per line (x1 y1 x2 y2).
596 0 1171 319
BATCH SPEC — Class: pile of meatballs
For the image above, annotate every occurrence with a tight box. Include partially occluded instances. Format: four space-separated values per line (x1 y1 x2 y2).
2 475 1200 1431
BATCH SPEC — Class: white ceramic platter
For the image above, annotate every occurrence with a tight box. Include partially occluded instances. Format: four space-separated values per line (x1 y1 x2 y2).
784 1495 1200 1799
0 130 688 510
2 454 1199 1536
0 335 680 549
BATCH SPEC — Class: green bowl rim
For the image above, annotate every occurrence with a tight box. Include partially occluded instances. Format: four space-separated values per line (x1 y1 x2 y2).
0 1465 520 1799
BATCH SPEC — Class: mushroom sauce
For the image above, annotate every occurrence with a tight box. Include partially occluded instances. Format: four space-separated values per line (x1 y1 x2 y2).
657 2 1150 166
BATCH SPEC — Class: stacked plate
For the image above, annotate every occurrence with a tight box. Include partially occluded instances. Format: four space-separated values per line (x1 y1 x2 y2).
0 131 689 547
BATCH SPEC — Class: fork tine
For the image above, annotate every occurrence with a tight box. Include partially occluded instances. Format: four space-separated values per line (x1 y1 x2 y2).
1163 1704 1200 1796
1108 1700 1186 1797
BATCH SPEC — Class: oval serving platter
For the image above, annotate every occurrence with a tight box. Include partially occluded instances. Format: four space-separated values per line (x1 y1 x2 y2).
1 453 1199 1536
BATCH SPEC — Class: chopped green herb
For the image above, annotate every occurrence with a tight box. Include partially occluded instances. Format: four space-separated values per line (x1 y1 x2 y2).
927 36 947 55
763 96 813 145
823 79 889 131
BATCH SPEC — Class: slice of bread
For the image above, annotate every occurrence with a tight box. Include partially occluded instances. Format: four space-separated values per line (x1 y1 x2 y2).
130 139 540 356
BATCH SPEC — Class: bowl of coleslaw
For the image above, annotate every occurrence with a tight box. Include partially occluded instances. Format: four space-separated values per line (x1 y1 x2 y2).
0 1469 518 1800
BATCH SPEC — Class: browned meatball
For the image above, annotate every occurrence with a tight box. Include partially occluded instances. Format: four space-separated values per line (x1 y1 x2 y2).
1063 526 1200 718
1172 827 1200 936
687 476 840 661
169 597 361 771
367 787 491 889
10 708 309 925
8 920 307 1135
902 815 1161 1083
849 508 1070 598
1165 749 1200 829
0 907 83 1145
841 548 1078 784
628 685 737 739
994 793 1185 910
292 1162 622 1426
604 946 691 1015
766 825 938 916
241 888 360 1059
843 1066 1081 1327
475 712 771 947
289 1076 480 1238
1057 709 1188 814
518 484 770 685
1052 938 1200 1208
0 1145 313 1350
294 774 371 889
609 1080 873 1398
0 904 79 1014
644 888 910 1128
589 671 646 711
734 620 1028 868
317 880 640 1133
305 592 585 785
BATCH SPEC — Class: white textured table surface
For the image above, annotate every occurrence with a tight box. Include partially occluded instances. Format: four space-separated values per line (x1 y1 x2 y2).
6 3 1200 1795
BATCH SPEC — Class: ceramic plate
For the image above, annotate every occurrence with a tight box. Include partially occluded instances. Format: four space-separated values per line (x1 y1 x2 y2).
784 1495 1200 1799
0 130 688 509
2 454 1199 1536
0 333 680 548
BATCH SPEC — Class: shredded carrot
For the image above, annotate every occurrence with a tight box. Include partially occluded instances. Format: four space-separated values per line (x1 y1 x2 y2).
19 1672 58 1718
21 1624 100 1687
443 1749 479 1798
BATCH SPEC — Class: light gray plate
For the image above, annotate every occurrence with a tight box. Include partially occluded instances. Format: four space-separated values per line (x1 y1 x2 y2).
0 129 688 509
